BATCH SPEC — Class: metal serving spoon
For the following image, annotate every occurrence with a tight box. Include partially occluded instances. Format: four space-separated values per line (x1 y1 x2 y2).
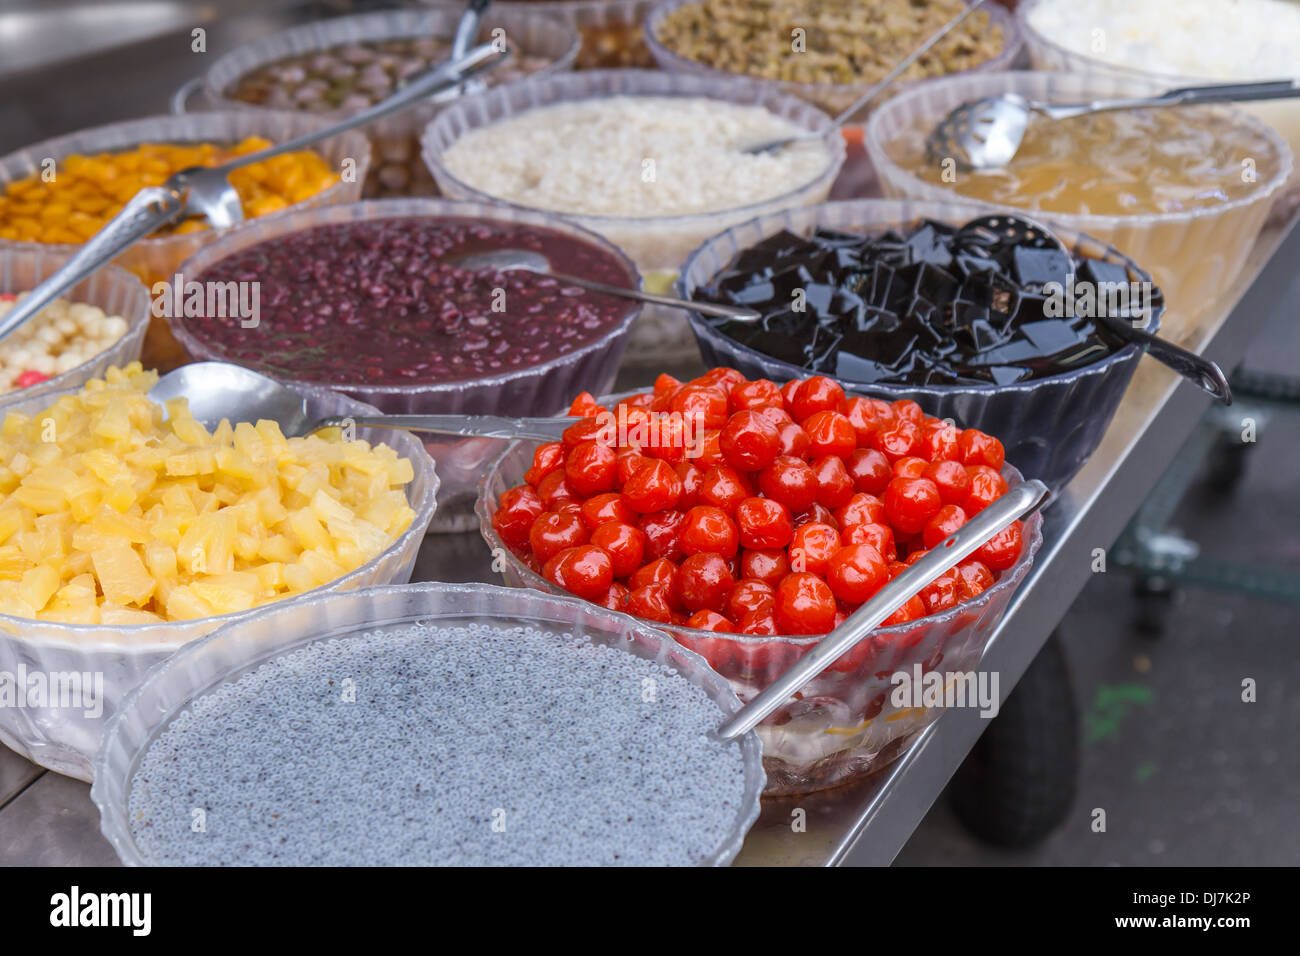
452 248 762 321
928 79 1300 170
742 0 988 155
0 40 508 346
148 362 582 441
958 214 1231 403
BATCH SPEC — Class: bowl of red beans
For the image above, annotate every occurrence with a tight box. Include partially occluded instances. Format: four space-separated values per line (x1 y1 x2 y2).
478 367 1043 794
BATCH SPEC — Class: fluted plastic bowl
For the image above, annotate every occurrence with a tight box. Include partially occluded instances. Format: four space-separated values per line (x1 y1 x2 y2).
477 405 1044 795
863 71 1292 324
645 0 1022 117
678 198 1162 491
92 581 765 866
169 197 642 532
0 382 439 781
0 247 150 402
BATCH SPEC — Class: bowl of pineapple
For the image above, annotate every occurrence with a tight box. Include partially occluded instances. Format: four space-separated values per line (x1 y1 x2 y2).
0 363 439 780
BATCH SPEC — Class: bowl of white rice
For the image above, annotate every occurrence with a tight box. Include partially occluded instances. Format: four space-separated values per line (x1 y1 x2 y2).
421 69 846 363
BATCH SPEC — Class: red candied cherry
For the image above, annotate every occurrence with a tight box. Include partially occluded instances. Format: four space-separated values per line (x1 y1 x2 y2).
562 417 606 449
581 492 635 530
637 509 686 562
890 399 925 424
789 376 846 421
826 543 888 604
841 522 895 560
801 410 856 459
964 465 1009 515
738 607 779 635
534 469 574 509
793 502 838 530
590 521 646 578
840 396 896 445
543 545 613 601
653 372 681 397
525 442 565 486
528 510 589 564
686 609 734 633
735 497 794 550
844 447 892 495
774 572 837 635
622 458 682 513
640 414 691 465
883 476 943 535
789 522 840 576
751 403 794 429
957 559 995 600
491 485 544 550
975 521 1024 571
676 552 736 612
871 419 922 462
921 420 961 462
810 455 854 508
835 492 885 529
691 429 724 468
739 548 790 587
892 456 929 479
564 440 617 496
680 505 740 558
958 429 1005 471
697 464 752 514
674 461 705 510
925 458 972 506
626 582 673 623
922 503 968 549
917 566 962 615
615 448 645 486
880 583 927 627
729 378 783 412
720 409 781 471
629 556 677 591
596 582 630 612
775 421 811 458
699 367 746 392
567 392 604 417
671 384 730 431
757 456 818 514
727 579 775 620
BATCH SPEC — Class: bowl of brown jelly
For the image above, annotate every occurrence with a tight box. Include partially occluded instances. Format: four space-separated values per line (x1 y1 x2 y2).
680 198 1165 490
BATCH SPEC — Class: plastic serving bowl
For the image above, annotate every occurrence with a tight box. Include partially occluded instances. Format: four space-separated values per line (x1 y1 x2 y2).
0 248 150 403
678 198 1162 491
0 112 370 370
863 71 1293 325
421 69 846 365
644 0 1022 118
476 406 1044 795
189 7 579 199
0 382 439 781
422 0 659 69
169 198 643 533
1017 0 1300 206
92 582 765 866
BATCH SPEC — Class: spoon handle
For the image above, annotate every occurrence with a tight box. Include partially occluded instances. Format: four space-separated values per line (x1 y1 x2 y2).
1044 79 1298 119
1098 316 1232 403
308 414 579 442
0 186 184 344
551 271 761 322
716 478 1051 741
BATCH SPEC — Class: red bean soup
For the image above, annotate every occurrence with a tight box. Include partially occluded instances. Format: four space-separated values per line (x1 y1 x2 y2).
178 217 637 386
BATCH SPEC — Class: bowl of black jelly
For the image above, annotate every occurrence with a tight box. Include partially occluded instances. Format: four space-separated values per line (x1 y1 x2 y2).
679 199 1165 490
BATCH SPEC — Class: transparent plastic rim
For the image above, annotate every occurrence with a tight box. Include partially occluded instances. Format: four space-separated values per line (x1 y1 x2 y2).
676 197 1162 400
1016 0 1294 88
91 581 766 867
0 111 371 256
475 394 1045 649
169 197 644 399
0 381 439 653
643 0 1022 104
421 69 847 230
199 7 582 114
863 70 1295 232
0 250 151 401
